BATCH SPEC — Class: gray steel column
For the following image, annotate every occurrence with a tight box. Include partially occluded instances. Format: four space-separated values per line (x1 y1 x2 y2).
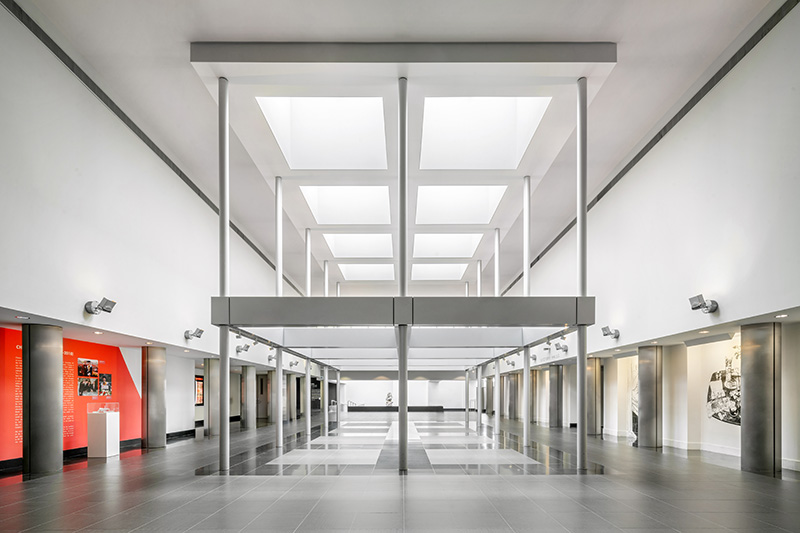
531 369 538 424
324 261 329 297
476 260 482 296
305 228 312 296
397 324 409 472
141 346 167 448
522 175 530 296
274 348 284 447
464 369 470 428
336 370 341 425
586 358 602 436
287 372 296 421
741 323 782 476
218 76 231 471
637 345 663 448
576 76 588 470
241 366 257 429
204 358 220 436
549 365 563 428
464 281 469 297
275 176 283 297
493 361 501 434
398 76 409 474
476 366 483 428
494 228 500 296
305 360 312 439
336 282 341 297
322 366 329 435
22 324 63 475
522 346 531 446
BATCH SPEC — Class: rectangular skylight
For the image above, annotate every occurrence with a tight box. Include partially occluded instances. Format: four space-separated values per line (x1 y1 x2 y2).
339 264 395 281
256 97 388 170
323 234 393 258
412 263 468 281
413 234 483 258
300 186 391 225
415 185 507 225
420 97 551 170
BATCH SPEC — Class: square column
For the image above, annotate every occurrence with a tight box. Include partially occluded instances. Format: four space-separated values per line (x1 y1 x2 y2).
587 357 602 436
204 358 220 436
241 366 256 429
142 346 167 448
741 323 781 476
549 365 563 428
637 345 662 448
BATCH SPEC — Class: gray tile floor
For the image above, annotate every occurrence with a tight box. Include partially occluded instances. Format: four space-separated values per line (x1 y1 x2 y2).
0 411 798 532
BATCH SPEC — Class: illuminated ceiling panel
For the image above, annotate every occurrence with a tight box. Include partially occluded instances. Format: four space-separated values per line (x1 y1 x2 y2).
416 185 507 225
323 234 393 258
412 263 468 281
419 96 551 170
256 97 387 170
413 234 483 258
339 264 395 281
300 186 391 225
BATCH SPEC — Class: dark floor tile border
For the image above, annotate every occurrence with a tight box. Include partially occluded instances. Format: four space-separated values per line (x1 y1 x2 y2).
502 0 799 295
0 438 141 475
0 0 302 296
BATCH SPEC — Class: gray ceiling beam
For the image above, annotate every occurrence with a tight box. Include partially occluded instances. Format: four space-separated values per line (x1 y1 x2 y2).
211 296 595 328
190 42 616 64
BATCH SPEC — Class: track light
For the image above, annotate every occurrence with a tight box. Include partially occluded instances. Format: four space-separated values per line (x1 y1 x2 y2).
235 344 250 354
601 326 620 339
542 343 551 351
84 297 116 315
268 354 275 362
689 294 718 314
289 360 299 368
554 342 568 353
184 328 204 340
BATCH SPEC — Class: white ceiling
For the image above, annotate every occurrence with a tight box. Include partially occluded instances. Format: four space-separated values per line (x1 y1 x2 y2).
17 0 782 369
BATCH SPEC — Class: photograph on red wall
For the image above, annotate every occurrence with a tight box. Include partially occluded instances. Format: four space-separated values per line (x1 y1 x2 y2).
77 358 98 377
78 377 98 396
99 374 112 396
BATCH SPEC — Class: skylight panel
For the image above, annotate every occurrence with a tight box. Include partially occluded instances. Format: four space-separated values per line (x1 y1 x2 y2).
413 234 483 258
256 97 388 170
411 263 468 281
415 185 507 225
300 186 391 225
339 264 395 281
323 234 393 258
419 96 550 170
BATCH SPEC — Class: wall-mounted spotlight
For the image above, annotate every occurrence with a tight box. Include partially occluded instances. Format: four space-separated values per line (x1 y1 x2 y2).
268 354 275 362
507 360 516 368
184 328 204 340
84 297 116 315
235 344 250 354
542 343 551 351
601 326 620 339
689 294 718 314
252 339 259 346
289 360 299 368
554 342 568 354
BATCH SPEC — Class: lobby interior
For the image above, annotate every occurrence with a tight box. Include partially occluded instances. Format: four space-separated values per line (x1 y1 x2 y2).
1 0 800 532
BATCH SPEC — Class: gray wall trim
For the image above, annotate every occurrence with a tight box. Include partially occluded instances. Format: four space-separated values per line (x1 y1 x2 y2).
0 0 302 296
502 0 799 296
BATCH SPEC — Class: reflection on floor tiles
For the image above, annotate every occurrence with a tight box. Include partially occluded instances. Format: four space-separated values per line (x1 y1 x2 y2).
426 449 540 465
268 449 382 465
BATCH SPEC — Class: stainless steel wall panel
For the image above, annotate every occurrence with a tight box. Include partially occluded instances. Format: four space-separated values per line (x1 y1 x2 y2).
549 365 563 428
241 366 256 429
637 346 662 448
587 358 602 436
142 347 167 448
204 358 220 436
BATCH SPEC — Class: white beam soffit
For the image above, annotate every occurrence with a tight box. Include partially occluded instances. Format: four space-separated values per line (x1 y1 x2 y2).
211 296 595 328
190 42 617 65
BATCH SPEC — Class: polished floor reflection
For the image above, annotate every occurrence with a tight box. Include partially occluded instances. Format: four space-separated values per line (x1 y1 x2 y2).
0 412 798 532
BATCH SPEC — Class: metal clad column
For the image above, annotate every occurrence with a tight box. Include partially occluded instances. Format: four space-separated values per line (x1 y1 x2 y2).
741 323 782 476
22 324 63 475
218 76 231 471
287 372 296 421
305 360 312 439
305 228 311 296
276 176 283 297
494 228 500 296
522 346 530 447
522 175 530 295
549 365 563 428
398 76 409 473
204 358 220 436
336 282 341 297
141 346 167 448
322 366 329 435
464 370 470 429
587 358 601 436
336 370 341 427
324 261 329 297
275 348 284 447
476 366 483 429
493 362 501 435
638 345 663 448
465 281 469 297
576 76 588 470
476 260 482 296
241 366 256 429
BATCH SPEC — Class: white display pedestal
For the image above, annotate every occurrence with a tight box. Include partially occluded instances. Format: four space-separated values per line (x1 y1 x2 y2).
87 411 120 457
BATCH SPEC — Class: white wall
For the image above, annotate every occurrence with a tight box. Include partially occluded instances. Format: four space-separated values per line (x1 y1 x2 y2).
663 345 690 449
428 380 466 409
603 356 636 441
0 10 288 359
343 379 466 408
165 355 195 434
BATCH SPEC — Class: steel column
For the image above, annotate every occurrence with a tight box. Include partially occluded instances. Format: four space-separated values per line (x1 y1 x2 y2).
218 76 231 471
22 324 63 475
275 176 283 297
523 175 530 296
397 324 409 472
305 360 312 440
476 366 483 428
587 358 602 436
522 346 531 447
204 358 220 436
305 228 311 296
275 348 284 447
494 228 500 296
241 366 257 429
324 261 329 297
336 282 341 297
741 323 782 476
322 366 329 435
464 369 470 428
549 365 563 428
476 260 482 296
494 361 501 434
637 345 662 448
397 77 409 473
141 346 167 449
576 76 588 471
465 281 469 297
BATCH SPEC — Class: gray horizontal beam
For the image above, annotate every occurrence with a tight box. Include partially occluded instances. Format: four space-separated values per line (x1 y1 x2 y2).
211 296 595 328
190 42 616 64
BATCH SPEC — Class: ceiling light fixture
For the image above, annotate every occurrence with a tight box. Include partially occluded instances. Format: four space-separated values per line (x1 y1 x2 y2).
776 314 788 319
413 233 483 258
689 294 718 314
94 331 103 335
15 315 29 320
300 186 391 225
84 297 116 315
339 264 395 281
411 263 469 281
698 330 710 334
416 185 507 225
323 233 393 258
